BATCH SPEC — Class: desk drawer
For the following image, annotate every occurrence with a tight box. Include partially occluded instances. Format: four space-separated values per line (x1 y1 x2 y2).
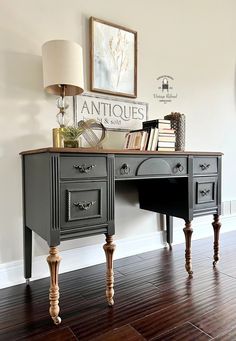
194 177 217 210
60 181 107 229
193 157 217 175
115 156 187 178
60 156 107 179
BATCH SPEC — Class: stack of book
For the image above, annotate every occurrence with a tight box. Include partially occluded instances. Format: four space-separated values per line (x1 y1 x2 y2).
123 119 176 151
123 129 149 151
143 119 176 151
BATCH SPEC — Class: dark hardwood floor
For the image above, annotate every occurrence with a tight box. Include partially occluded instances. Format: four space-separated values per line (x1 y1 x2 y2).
1 230 236 340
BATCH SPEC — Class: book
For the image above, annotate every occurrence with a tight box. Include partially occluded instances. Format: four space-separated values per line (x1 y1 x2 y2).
136 130 148 150
147 127 155 151
123 133 131 149
158 147 175 151
143 119 171 130
158 135 176 142
124 132 137 149
158 141 176 148
151 127 159 151
143 119 171 125
124 130 148 150
142 126 152 150
140 130 149 150
158 128 175 134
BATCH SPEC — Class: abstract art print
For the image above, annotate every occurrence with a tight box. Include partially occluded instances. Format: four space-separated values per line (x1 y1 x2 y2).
90 17 137 98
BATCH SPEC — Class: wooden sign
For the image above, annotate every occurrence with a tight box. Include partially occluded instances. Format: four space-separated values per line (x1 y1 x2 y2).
73 93 148 131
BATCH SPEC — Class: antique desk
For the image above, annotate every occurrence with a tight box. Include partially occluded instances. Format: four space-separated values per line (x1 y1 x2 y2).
21 148 222 324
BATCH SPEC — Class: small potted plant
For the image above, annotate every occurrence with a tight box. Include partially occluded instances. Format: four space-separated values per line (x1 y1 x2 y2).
61 126 83 148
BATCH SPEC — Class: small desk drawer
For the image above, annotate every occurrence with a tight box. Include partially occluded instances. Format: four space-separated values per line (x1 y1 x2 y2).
60 181 107 229
60 156 107 179
193 157 217 175
194 177 217 210
115 156 187 178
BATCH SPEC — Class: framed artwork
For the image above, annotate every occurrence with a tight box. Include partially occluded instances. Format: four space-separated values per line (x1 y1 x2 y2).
90 17 137 98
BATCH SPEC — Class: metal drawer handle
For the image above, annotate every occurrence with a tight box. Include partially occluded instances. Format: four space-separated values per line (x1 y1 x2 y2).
73 164 95 173
73 201 96 210
200 189 210 196
199 163 210 171
176 162 184 172
120 163 130 175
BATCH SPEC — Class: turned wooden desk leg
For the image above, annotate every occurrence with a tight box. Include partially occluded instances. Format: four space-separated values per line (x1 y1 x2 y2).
212 214 221 267
183 221 193 276
103 235 116 306
47 247 62 325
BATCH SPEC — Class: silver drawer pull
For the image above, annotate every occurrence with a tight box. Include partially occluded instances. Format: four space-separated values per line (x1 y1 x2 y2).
199 163 210 171
120 163 130 175
176 162 184 172
73 164 95 173
200 189 210 196
73 201 96 210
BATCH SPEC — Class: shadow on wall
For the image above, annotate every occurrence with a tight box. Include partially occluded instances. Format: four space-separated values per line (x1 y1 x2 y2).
0 50 50 263
1 51 44 98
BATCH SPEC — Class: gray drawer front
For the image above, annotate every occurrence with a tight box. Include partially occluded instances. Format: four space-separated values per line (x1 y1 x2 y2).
194 177 217 210
193 157 217 175
60 181 107 229
115 156 187 178
60 156 107 179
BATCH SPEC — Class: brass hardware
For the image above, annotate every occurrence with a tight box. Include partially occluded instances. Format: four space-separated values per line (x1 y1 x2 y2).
120 163 130 175
73 201 96 210
200 189 210 196
73 164 95 173
199 163 210 171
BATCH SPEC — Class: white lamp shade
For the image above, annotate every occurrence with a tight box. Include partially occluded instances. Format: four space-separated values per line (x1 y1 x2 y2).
42 40 84 96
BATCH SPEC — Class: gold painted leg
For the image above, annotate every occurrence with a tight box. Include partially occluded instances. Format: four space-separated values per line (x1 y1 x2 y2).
212 214 221 267
103 235 116 306
183 221 193 276
47 247 62 325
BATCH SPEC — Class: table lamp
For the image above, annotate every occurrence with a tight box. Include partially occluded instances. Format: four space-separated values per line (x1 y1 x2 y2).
42 39 84 146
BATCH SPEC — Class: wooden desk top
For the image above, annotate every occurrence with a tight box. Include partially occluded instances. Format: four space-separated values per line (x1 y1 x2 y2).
20 147 223 156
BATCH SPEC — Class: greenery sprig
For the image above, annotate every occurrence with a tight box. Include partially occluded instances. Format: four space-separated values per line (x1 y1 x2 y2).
61 126 83 141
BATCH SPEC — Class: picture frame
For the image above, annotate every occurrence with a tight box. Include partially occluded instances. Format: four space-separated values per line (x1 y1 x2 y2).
90 17 137 98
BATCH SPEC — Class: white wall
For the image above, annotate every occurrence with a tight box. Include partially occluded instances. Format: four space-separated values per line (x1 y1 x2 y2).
0 0 236 283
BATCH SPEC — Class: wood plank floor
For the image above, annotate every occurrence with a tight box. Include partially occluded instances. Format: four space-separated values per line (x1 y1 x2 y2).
1 231 236 340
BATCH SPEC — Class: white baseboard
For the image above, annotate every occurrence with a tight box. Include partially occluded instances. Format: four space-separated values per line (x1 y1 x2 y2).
1 214 236 289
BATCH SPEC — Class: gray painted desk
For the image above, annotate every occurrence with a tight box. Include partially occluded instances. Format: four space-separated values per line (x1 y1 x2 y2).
21 148 222 324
